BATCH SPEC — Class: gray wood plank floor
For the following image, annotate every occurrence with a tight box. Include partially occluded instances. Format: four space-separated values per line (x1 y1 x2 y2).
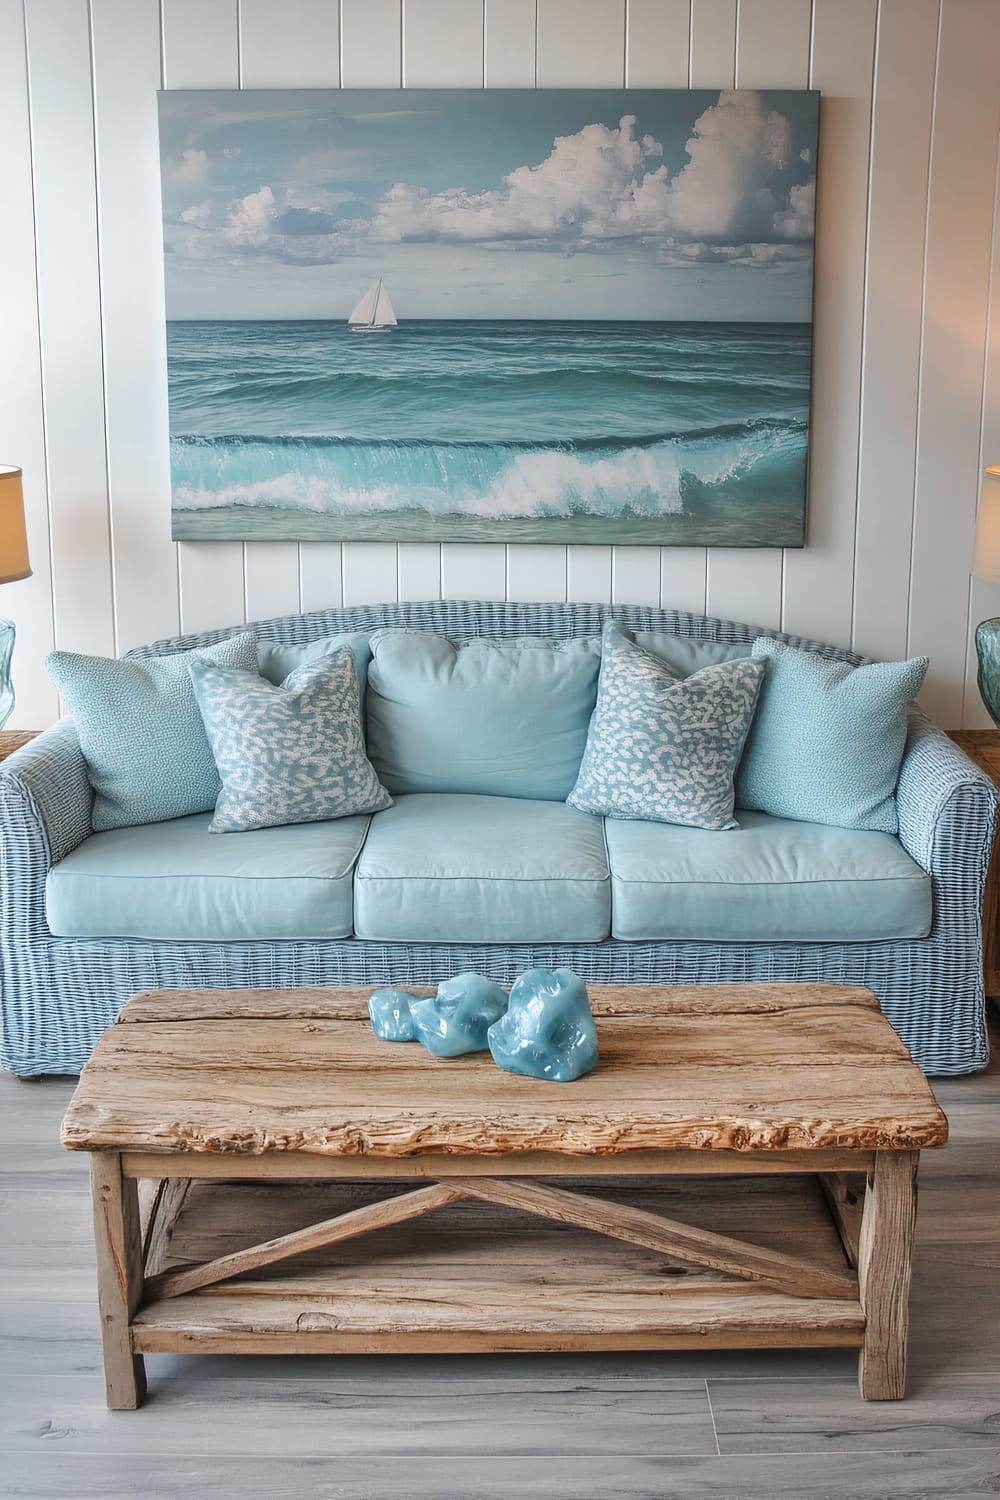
2 1008 999 1500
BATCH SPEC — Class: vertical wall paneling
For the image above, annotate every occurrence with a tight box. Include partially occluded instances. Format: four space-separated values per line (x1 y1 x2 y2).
628 0 707 615
779 0 877 648
341 543 402 605
535 0 625 88
626 0 691 89
162 0 246 636
440 542 506 599
0 0 57 728
243 544 301 625
689 0 737 87
909 0 1000 725
340 0 402 90
298 544 344 614
239 0 340 87
91 0 179 656
397 543 441 601
852 0 938 664
484 0 535 85
339 0 401 608
403 0 484 84
567 544 613 604
507 545 568 604
702 0 810 633
24 0 116 658
160 0 238 89
613 546 662 605
239 0 341 623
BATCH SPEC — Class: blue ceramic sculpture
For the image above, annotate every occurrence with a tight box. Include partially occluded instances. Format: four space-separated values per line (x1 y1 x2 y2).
487 967 598 1083
367 987 421 1043
409 972 509 1057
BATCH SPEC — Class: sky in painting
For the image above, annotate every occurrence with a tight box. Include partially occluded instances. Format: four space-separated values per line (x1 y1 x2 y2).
158 88 819 322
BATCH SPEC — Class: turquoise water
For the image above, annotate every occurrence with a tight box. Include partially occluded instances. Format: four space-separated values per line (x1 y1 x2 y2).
167 319 810 542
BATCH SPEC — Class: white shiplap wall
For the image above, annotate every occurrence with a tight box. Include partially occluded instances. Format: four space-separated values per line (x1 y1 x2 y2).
3 0 1000 730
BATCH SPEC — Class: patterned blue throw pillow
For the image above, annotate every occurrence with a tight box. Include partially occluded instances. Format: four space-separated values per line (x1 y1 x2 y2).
190 650 392 833
567 623 765 831
736 637 929 831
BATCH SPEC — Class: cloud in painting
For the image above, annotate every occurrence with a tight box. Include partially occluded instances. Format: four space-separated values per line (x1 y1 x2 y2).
358 92 812 260
167 90 815 273
164 146 209 185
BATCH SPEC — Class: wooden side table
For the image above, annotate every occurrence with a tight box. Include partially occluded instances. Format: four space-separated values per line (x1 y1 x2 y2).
948 729 1000 998
0 729 40 763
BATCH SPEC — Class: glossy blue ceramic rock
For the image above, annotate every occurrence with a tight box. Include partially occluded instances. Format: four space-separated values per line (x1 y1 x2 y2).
487 967 598 1083
368 987 421 1043
409 972 509 1057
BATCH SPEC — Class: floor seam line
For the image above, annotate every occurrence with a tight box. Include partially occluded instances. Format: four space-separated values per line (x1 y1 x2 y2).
705 1377 722 1456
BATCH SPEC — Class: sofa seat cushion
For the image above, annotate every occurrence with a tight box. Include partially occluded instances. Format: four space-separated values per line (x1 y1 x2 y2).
46 813 372 942
354 793 610 943
606 810 932 943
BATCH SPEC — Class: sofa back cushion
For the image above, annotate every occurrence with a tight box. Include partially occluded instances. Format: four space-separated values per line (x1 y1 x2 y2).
366 629 602 799
632 632 753 676
257 631 372 707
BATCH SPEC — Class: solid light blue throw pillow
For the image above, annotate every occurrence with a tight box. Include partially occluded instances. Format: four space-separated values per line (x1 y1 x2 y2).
567 623 765 831
190 649 392 833
735 637 929 832
46 632 258 831
366 629 602 800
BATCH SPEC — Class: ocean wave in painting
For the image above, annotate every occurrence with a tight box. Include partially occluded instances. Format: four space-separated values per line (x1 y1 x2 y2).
170 417 806 521
167 318 811 539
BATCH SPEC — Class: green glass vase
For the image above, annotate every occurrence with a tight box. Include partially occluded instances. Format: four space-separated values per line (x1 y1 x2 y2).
0 618 14 730
975 618 1000 728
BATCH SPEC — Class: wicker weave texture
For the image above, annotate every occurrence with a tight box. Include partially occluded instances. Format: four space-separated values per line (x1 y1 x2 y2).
1 599 995 1078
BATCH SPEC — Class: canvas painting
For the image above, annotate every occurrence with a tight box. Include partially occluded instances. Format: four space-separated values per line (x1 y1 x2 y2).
158 88 819 546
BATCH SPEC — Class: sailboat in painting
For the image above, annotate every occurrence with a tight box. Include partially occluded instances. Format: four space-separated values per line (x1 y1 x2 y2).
348 277 397 332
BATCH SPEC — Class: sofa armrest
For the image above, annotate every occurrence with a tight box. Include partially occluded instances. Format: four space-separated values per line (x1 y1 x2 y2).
0 719 93 879
896 707 998 890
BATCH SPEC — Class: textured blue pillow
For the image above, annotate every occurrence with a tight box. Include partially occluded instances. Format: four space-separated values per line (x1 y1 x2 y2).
366 629 602 800
567 623 765 831
735 637 929 831
46 632 258 830
190 649 391 833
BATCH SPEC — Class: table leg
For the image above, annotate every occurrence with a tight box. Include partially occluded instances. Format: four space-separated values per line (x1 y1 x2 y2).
857 1149 918 1400
90 1152 147 1410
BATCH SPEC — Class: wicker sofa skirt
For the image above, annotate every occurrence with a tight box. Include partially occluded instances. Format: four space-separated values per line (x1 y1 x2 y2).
1 599 996 1078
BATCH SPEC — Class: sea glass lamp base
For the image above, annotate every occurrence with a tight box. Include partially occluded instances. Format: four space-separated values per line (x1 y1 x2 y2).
0 618 15 730
975 618 1000 729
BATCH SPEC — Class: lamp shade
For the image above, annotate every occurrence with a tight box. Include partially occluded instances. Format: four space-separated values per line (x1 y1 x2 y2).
971 466 1000 582
0 467 31 585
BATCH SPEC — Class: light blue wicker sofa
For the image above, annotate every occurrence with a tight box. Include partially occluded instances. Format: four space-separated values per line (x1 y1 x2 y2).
1 599 996 1079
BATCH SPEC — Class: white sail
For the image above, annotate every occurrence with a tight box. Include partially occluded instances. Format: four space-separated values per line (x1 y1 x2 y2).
372 280 397 326
348 277 397 328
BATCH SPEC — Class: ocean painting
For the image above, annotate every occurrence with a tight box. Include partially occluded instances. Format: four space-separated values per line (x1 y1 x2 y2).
158 89 819 545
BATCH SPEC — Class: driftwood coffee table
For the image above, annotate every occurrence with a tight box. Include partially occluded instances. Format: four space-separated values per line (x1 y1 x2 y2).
60 983 947 1409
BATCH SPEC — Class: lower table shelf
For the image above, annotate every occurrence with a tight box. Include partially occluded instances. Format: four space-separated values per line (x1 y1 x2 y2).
132 1173 865 1356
